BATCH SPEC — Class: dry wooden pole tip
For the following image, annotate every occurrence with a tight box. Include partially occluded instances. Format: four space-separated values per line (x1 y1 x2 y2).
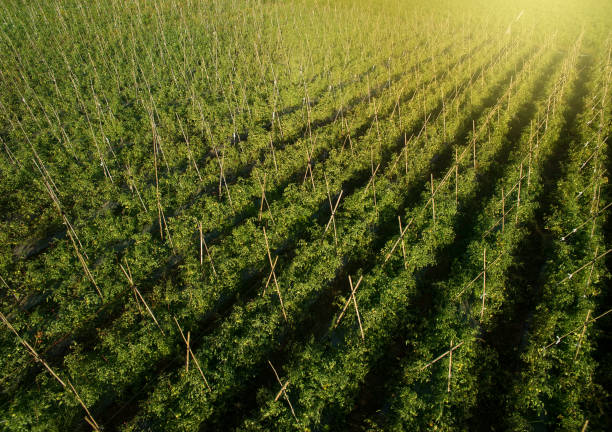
559 248 612 284
574 310 592 360
132 282 164 335
198 222 217 276
153 132 163 239
349 275 365 341
263 256 279 296
384 217 414 263
363 163 381 194
370 149 379 215
420 341 464 371
269 135 279 173
582 419 589 432
120 260 165 334
447 339 453 393
302 144 316 191
33 156 102 299
1 312 66 387
176 113 202 182
275 380 290 401
263 227 287 322
398 216 407 269
325 190 344 234
268 361 297 420
335 275 364 327
173 317 211 391
481 248 487 321
66 378 100 431
212 145 235 211
584 247 599 295
324 173 338 246
257 173 275 223
542 308 612 350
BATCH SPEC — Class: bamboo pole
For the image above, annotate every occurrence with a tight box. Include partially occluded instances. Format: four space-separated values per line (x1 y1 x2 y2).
349 275 365 341
543 308 612 350
173 317 211 391
268 361 297 420
263 227 287 321
324 190 344 234
324 173 338 246
384 217 414 263
420 341 464 371
335 275 363 327
198 222 217 277
574 310 592 360
398 216 407 269
1 312 100 430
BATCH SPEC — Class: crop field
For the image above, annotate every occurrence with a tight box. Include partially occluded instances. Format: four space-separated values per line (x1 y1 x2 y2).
1 0 611 430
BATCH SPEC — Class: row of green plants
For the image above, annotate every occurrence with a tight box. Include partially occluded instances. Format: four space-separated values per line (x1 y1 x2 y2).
119 33 553 432
361 32 593 430
231 34 568 432
0 12 488 396
0 2 472 386
1 18 535 432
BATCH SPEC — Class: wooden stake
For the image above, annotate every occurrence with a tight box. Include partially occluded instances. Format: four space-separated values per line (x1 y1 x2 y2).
349 275 365 341
324 173 338 246
420 341 464 371
120 263 165 335
263 256 279 296
384 217 414 263
269 135 278 173
263 227 287 321
574 310 592 360
258 173 274 223
398 216 407 269
1 312 66 387
324 190 344 234
199 222 217 277
173 317 211 391
2 310 101 430
268 361 297 420
335 275 363 327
